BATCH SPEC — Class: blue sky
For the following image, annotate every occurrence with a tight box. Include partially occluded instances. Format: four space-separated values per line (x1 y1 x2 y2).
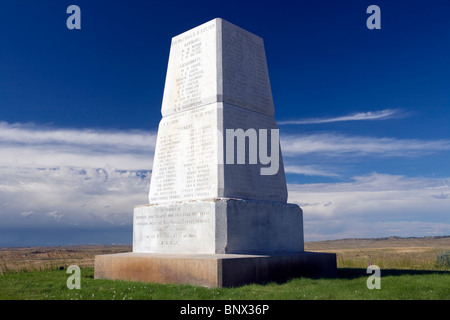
0 0 449 246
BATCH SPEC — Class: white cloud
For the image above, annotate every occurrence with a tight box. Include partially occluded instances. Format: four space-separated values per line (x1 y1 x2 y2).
20 211 35 219
0 122 154 231
0 166 150 229
0 122 155 150
1 121 449 243
0 121 157 170
281 133 450 157
288 173 450 241
278 109 405 125
284 165 339 177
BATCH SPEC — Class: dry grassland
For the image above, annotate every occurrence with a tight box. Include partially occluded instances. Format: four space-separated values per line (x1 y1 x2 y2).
0 245 131 274
1 236 449 274
305 236 450 270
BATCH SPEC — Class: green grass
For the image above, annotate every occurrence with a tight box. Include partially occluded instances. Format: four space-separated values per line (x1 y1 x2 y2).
1 267 449 300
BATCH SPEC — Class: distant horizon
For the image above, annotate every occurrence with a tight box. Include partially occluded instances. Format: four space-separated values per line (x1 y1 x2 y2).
1 229 449 248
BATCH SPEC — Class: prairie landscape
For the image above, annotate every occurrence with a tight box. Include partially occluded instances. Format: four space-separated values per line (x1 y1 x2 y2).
1 236 449 274
305 236 450 270
0 236 449 301
0 244 131 274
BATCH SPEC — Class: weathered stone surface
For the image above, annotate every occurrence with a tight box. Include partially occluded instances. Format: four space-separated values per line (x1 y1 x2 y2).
142 18 299 256
148 102 287 204
133 198 303 254
161 18 274 118
94 252 337 288
150 17 286 205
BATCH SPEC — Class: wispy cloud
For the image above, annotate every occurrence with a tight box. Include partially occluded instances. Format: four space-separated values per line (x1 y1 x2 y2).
0 121 157 170
0 122 155 147
281 133 450 157
278 109 405 125
284 165 339 177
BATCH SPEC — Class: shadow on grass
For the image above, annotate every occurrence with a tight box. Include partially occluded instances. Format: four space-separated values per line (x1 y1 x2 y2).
336 267 450 280
239 268 450 286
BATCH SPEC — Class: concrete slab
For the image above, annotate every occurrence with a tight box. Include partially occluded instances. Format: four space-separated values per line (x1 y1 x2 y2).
94 251 337 288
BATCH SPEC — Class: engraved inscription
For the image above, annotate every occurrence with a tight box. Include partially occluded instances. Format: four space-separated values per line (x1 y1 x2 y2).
149 105 217 203
162 20 217 116
162 18 274 117
134 205 213 250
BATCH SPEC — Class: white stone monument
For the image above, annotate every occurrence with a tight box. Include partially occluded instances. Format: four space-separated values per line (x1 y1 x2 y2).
95 18 336 287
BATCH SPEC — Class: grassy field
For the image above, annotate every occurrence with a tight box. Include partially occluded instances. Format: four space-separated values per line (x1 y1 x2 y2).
0 236 449 301
1 267 449 300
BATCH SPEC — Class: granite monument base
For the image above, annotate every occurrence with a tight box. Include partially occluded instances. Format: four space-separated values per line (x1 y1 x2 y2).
133 199 304 254
94 252 337 288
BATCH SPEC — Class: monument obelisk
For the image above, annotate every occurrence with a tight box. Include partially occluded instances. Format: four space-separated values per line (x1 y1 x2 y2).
95 18 336 287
